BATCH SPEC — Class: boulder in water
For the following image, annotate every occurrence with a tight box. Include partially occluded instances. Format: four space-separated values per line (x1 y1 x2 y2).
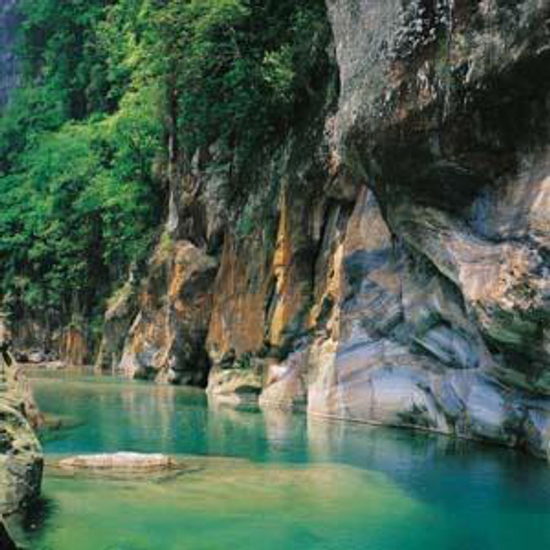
59 452 176 472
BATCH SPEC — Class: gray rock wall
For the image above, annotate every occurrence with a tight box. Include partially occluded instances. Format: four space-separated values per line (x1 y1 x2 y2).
206 0 550 460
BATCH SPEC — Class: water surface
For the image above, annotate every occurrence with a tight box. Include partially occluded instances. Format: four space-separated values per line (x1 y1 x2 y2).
21 371 550 550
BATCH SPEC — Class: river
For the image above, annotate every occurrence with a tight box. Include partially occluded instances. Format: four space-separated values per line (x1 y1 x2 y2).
19 371 550 550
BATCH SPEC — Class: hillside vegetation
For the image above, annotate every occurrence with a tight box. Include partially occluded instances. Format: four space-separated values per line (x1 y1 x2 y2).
0 0 330 341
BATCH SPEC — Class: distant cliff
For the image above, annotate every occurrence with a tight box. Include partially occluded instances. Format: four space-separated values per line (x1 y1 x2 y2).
0 0 20 107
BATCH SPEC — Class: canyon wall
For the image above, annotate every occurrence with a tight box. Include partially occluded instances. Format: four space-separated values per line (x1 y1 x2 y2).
109 0 550 459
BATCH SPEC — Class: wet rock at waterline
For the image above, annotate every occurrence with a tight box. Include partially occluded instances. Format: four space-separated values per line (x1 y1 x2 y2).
58 453 178 473
207 366 264 409
0 368 43 515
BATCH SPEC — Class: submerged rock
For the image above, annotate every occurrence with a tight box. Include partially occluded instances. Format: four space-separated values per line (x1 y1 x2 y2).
59 453 177 472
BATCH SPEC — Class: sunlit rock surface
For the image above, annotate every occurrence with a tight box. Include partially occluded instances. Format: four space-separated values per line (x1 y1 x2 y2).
207 367 264 408
118 240 217 385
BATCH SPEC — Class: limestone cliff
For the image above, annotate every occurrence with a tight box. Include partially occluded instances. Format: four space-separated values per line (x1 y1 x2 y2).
107 1 550 459
117 240 218 385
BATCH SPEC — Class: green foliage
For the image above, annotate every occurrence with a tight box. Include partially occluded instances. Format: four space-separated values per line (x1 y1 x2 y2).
0 86 162 319
0 0 164 324
19 0 112 118
0 0 330 332
150 0 331 174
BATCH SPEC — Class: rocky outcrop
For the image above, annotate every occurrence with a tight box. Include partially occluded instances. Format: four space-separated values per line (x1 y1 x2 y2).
299 0 550 451
0 358 43 516
0 0 20 108
208 366 264 408
98 1 550 460
200 0 550 460
59 325 90 366
96 281 138 372
118 239 218 385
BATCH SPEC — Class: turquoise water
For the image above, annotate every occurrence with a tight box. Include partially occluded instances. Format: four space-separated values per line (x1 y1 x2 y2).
21 372 550 550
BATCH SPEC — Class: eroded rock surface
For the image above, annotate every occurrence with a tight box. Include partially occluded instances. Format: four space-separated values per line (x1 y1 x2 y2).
118 240 218 385
0 359 43 516
95 1 550 460
201 0 550 460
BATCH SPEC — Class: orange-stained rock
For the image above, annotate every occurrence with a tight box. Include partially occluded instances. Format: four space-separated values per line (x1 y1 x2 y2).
119 239 218 385
59 326 89 366
207 187 315 364
268 191 313 347
206 235 268 362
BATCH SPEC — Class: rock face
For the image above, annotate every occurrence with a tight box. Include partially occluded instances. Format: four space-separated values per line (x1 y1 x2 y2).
96 281 138 372
7 317 92 367
0 0 20 108
86 1 550 460
302 0 550 452
59 325 90 366
0 359 43 516
202 0 550 460
117 240 218 385
208 367 264 408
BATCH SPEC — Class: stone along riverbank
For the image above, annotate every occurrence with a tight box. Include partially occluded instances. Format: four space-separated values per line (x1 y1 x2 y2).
0 350 43 549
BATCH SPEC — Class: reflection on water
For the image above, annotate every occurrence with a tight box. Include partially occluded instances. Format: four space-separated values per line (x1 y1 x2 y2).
24 372 550 550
